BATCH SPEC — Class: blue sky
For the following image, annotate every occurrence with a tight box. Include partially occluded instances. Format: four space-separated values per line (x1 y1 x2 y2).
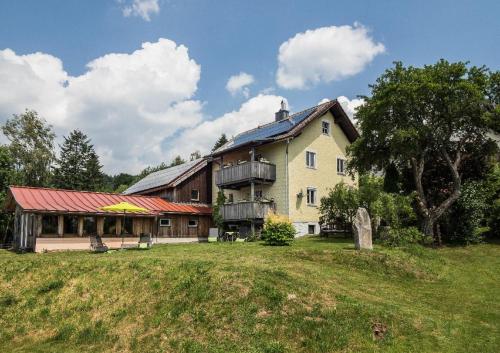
0 0 498 173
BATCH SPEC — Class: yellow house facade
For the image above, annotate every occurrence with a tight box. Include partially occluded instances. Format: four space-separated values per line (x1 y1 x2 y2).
210 100 358 236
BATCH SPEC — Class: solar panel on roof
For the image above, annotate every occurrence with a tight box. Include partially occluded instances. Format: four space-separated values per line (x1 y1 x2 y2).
124 159 203 194
220 106 318 152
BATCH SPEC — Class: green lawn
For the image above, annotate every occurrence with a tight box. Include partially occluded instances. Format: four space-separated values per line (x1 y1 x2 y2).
0 237 499 353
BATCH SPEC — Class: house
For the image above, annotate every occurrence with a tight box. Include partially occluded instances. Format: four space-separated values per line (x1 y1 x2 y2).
5 186 212 252
123 158 212 204
210 99 359 236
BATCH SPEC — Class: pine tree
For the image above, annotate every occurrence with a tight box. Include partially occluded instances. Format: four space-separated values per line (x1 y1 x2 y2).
169 155 186 167
211 133 228 152
53 130 103 191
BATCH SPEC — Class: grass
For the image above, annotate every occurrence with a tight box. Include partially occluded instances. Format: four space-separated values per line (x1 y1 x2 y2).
0 236 499 352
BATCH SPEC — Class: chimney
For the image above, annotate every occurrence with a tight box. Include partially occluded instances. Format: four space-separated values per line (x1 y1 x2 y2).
275 100 289 121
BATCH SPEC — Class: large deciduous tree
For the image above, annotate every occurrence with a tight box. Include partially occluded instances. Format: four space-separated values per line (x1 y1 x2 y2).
2 110 55 187
348 60 498 241
53 129 104 191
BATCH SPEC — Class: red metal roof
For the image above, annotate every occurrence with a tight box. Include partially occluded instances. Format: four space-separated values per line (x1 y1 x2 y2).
7 186 212 216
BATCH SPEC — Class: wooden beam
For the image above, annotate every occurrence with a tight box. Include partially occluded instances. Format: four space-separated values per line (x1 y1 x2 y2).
78 216 84 237
58 215 64 237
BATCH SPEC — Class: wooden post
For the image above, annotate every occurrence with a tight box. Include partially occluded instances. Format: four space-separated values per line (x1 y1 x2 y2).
58 215 64 237
97 217 104 236
116 217 122 236
78 216 84 237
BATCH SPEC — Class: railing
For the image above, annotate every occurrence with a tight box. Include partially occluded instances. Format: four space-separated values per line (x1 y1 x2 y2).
215 161 276 187
221 201 274 221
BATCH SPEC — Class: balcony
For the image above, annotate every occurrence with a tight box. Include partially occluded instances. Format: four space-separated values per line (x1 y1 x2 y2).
221 201 274 221
216 161 276 189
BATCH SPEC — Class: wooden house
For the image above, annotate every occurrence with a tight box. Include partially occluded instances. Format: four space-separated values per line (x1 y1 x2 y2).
123 158 212 204
5 186 212 252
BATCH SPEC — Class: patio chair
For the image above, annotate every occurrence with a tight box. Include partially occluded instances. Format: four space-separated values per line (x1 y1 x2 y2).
138 233 152 249
90 234 108 253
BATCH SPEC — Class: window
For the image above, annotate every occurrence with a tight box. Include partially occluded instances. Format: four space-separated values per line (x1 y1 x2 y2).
122 218 133 235
306 151 316 168
228 193 234 203
255 190 263 199
307 188 317 205
308 224 316 235
41 215 58 234
159 218 171 227
83 216 96 235
337 158 346 175
188 218 198 227
103 217 116 235
322 121 330 135
63 215 78 234
191 189 200 201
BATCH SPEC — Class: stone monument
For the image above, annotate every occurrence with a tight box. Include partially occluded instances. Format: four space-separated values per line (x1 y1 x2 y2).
353 207 373 250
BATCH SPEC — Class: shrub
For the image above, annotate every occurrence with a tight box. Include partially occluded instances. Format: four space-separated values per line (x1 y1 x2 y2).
261 214 296 246
378 227 430 247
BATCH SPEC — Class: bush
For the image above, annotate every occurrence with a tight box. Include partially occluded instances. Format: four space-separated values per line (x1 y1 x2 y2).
445 181 488 244
378 227 430 247
261 214 296 246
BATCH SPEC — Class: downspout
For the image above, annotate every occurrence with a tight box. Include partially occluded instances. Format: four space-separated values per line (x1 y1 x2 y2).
285 139 290 217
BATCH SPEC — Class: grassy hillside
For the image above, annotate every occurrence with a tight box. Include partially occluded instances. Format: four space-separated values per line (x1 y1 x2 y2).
0 237 499 353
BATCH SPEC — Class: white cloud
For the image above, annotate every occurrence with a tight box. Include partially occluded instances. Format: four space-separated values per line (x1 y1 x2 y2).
226 72 255 98
276 23 385 89
0 39 202 174
166 94 285 158
122 0 160 21
336 96 365 121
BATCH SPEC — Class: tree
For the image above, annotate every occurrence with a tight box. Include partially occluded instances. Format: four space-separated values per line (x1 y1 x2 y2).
190 150 201 161
212 190 226 236
169 155 185 167
319 182 359 231
211 133 228 152
0 146 16 243
53 129 103 191
2 110 55 187
348 60 498 241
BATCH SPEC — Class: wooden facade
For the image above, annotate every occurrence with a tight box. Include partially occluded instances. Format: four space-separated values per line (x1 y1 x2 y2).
215 161 276 189
140 165 212 204
132 163 212 205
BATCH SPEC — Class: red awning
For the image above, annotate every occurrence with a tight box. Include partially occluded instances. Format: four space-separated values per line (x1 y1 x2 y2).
7 186 212 216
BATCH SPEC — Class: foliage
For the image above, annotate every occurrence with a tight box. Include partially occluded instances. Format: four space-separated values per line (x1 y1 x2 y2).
261 214 296 246
371 192 416 229
53 129 104 191
378 226 430 247
190 150 201 161
211 133 228 152
0 146 16 243
169 155 186 167
102 173 137 193
358 174 383 214
348 60 498 239
212 191 226 235
319 182 359 231
483 162 500 238
2 110 55 187
444 181 488 244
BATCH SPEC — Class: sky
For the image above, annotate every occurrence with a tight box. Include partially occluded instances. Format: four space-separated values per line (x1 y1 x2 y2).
0 0 498 174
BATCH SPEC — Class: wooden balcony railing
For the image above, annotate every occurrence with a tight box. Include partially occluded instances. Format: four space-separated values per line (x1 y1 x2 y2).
215 161 276 188
221 201 274 221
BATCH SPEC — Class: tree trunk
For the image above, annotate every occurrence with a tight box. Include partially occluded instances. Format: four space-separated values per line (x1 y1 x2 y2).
411 149 463 243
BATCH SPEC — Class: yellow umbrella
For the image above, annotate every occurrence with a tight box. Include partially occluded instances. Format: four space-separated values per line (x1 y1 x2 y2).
100 202 149 246
100 202 148 213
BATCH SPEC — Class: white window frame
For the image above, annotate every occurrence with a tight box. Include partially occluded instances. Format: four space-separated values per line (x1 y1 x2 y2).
337 157 346 175
188 218 198 228
191 189 200 201
306 151 317 169
306 187 317 206
321 120 330 135
159 218 171 227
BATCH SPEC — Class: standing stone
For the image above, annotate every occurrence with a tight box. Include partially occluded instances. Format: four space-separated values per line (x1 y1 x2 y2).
353 207 373 250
